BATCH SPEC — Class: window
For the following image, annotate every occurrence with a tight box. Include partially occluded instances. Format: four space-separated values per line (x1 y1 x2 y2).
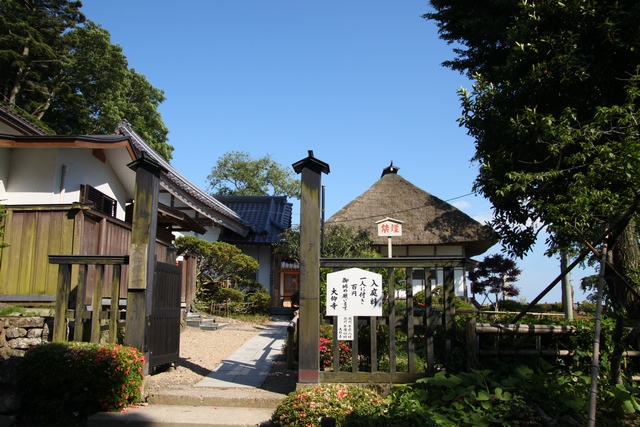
80 184 116 217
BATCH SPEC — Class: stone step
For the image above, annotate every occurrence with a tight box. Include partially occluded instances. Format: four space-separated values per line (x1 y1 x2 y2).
185 315 229 331
87 404 275 427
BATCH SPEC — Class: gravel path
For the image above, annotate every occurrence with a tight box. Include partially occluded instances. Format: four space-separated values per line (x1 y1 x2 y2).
147 317 297 395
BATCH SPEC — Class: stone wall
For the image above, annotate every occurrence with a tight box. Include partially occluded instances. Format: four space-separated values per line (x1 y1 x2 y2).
0 316 51 359
0 316 52 427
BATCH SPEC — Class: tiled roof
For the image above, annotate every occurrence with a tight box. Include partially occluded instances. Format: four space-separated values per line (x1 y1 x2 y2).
0 104 47 135
216 196 293 244
115 120 249 236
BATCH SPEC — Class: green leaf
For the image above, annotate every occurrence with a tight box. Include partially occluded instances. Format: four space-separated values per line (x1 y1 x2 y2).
476 390 491 401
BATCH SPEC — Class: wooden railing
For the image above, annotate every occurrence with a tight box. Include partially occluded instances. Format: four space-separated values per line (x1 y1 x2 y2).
49 255 129 344
466 317 578 369
287 310 300 370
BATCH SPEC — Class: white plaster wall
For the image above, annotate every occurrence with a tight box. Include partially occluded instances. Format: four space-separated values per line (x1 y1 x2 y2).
57 149 128 219
400 267 466 299
3 148 129 219
0 148 9 195
257 246 272 290
455 268 465 297
4 148 58 203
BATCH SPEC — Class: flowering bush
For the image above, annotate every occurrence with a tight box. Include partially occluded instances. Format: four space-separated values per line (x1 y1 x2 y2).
270 384 385 427
319 324 352 370
19 341 145 425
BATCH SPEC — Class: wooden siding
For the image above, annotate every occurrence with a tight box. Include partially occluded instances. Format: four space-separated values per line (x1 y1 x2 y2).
1 207 75 295
0 205 182 304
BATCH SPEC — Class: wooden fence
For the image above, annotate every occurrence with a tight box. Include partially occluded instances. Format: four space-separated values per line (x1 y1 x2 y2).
313 257 466 384
48 254 182 372
466 317 640 375
49 255 128 344
1 205 197 310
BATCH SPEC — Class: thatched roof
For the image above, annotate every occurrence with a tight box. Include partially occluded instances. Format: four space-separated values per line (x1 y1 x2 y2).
325 166 497 257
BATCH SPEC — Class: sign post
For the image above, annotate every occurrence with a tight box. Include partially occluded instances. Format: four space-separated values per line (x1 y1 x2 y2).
376 218 403 258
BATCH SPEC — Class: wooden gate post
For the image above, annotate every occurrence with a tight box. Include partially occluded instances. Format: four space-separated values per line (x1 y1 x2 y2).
293 151 329 384
124 153 166 375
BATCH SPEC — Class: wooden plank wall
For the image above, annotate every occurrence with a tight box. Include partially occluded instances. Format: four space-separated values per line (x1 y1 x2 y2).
0 208 75 295
0 206 177 303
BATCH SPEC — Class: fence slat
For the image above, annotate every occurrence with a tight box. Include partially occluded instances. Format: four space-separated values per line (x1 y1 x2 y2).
53 263 71 342
109 264 122 344
388 267 396 374
406 268 415 373
91 264 104 344
73 264 88 341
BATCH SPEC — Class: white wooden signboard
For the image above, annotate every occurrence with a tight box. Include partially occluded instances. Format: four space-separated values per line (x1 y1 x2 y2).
376 218 403 237
327 268 383 340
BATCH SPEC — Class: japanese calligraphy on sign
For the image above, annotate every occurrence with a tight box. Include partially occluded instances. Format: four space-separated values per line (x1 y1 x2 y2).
326 268 383 316
376 217 403 237
337 316 354 341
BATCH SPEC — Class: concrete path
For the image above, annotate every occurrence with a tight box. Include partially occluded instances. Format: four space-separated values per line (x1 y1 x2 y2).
87 317 292 427
194 319 289 388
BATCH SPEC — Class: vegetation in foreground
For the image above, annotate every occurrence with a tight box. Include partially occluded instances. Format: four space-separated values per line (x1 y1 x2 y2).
18 342 145 426
272 365 639 427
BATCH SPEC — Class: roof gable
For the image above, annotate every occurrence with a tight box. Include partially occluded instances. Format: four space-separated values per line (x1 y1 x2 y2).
216 196 293 244
115 120 250 236
326 171 497 257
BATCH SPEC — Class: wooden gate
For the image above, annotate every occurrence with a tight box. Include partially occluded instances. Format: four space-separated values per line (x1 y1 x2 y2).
148 261 182 372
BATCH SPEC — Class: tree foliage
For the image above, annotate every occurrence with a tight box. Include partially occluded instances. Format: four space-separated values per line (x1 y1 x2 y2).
274 224 377 262
426 0 640 384
425 0 640 257
0 0 172 159
207 151 300 199
469 254 521 310
175 236 258 288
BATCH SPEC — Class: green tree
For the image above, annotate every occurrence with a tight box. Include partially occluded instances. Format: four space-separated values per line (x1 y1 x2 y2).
0 1 173 160
175 236 258 288
425 0 640 384
174 236 259 310
207 151 300 199
274 224 378 261
45 22 172 159
0 0 84 109
469 254 521 311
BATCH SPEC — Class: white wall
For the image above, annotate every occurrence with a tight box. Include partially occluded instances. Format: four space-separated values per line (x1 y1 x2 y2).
256 246 272 290
0 148 10 195
2 147 129 220
397 267 467 299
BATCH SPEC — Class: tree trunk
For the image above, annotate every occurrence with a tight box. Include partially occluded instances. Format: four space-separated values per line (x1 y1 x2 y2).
608 219 640 385
8 43 30 108
610 311 625 385
613 219 640 313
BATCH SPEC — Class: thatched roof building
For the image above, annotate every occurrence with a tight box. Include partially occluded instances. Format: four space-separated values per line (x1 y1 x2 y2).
325 163 497 258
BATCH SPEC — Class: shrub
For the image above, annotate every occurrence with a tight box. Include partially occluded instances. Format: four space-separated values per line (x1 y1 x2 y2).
414 288 475 310
19 342 145 425
497 299 523 312
215 287 245 303
270 384 385 427
247 291 271 314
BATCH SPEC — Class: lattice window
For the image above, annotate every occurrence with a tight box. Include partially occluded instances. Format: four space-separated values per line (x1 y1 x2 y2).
80 184 116 217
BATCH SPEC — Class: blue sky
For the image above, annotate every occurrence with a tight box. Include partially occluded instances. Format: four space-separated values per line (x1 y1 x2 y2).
81 1 594 303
